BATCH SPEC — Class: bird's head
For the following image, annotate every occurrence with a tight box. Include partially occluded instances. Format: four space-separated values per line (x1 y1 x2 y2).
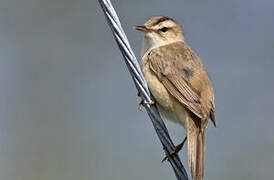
135 16 185 53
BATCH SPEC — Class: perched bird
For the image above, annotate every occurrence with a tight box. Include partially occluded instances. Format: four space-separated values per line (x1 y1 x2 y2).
135 16 216 180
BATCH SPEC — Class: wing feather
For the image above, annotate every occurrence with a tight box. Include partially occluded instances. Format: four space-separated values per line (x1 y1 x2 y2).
148 42 207 119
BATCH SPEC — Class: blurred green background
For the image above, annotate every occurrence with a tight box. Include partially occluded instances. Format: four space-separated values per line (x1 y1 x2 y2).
0 0 273 180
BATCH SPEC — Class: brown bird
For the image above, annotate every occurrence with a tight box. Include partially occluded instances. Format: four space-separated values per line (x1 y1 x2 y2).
135 16 216 180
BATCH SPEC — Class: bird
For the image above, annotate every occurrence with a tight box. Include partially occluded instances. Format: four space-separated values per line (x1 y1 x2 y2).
135 16 216 180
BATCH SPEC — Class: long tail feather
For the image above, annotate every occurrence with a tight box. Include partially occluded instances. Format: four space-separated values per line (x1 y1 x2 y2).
187 116 206 180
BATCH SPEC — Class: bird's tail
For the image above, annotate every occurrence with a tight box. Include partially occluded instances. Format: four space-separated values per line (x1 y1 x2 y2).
187 116 206 180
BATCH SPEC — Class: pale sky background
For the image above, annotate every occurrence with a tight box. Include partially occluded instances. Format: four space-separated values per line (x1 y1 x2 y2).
0 0 274 180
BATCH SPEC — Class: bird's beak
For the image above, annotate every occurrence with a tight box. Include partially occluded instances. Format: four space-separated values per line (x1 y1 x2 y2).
134 26 149 33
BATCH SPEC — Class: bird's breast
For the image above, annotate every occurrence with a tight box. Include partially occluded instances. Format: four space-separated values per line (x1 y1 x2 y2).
141 55 172 109
141 54 187 127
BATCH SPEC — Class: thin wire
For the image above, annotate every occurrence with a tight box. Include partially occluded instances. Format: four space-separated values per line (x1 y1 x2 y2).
98 0 188 179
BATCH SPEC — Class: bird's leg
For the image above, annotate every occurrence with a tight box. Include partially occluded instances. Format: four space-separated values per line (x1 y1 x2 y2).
137 91 155 110
162 136 187 162
138 99 155 110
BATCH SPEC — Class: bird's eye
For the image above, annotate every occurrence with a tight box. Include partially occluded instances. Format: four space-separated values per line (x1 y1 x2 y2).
159 27 168 32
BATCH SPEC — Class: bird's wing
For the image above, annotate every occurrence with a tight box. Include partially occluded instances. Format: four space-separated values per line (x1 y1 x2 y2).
209 102 216 127
148 42 206 119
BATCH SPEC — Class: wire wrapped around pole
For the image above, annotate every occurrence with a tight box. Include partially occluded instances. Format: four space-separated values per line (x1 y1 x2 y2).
98 0 188 179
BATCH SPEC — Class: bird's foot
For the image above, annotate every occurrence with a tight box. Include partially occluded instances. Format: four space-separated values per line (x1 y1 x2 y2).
138 100 155 111
162 136 187 162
